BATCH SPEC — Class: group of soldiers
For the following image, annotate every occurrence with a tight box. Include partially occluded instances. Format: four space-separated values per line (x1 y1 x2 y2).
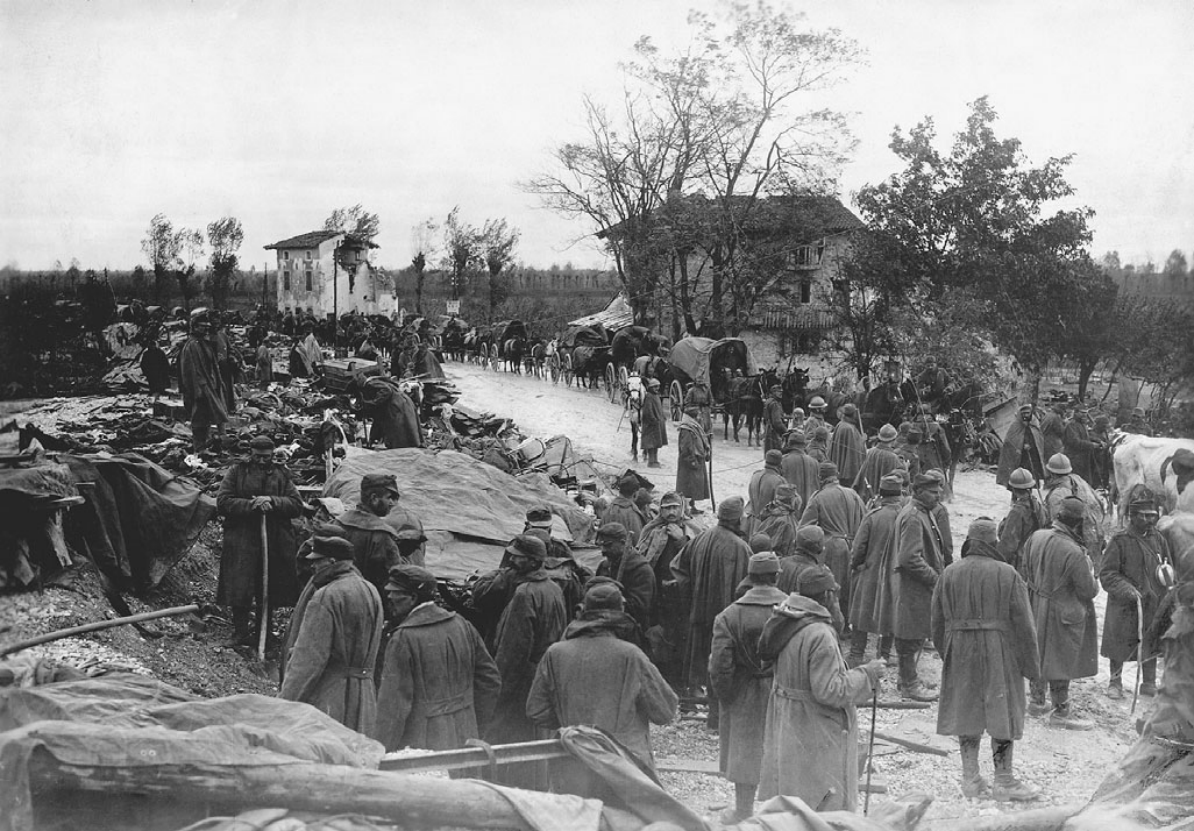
210 377 1180 819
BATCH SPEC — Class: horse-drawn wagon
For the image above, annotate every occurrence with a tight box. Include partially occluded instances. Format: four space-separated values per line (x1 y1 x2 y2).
666 337 756 422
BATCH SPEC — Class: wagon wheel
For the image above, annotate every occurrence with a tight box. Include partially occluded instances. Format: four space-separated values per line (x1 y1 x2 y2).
670 380 684 422
492 343 502 373
605 363 617 403
549 353 561 385
563 352 574 387
618 365 629 391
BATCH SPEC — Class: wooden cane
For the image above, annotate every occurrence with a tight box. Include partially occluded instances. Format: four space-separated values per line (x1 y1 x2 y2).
258 513 270 662
707 438 716 510
864 689 879 815
1130 593 1144 715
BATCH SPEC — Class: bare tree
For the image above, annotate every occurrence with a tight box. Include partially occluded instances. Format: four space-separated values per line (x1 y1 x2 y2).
175 227 205 312
324 204 380 241
480 218 520 312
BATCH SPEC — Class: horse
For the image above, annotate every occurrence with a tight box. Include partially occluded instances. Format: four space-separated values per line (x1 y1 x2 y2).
723 371 769 446
502 337 526 374
572 345 614 391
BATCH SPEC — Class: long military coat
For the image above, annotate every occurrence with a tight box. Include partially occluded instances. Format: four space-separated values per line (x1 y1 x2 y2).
931 542 1039 740
747 465 786 518
280 561 384 734
763 397 786 453
216 461 304 608
828 419 866 485
996 494 1049 569
1039 409 1065 461
360 377 422 449
800 482 865 603
1063 420 1100 484
375 603 501 751
178 335 228 424
756 597 876 811
996 417 1046 486
1021 524 1099 680
676 417 710 500
849 497 902 634
780 449 821 512
597 549 656 632
708 584 789 786
889 496 947 640
640 391 668 452
671 522 752 688
852 445 902 502
1099 527 1170 662
603 495 647 547
752 502 802 558
335 506 405 600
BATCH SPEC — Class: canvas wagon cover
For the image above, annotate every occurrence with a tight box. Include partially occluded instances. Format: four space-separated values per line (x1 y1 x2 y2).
668 337 757 388
323 448 596 579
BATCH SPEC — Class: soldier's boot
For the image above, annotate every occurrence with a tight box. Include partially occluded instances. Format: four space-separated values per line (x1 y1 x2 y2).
1027 679 1051 716
222 606 253 647
1107 660 1125 700
1140 659 1158 697
958 736 990 799
880 635 896 667
846 630 869 669
719 783 756 824
896 640 937 702
1048 683 1093 731
991 739 1040 802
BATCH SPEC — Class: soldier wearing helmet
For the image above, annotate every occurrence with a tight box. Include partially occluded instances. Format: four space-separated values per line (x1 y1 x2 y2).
996 468 1049 571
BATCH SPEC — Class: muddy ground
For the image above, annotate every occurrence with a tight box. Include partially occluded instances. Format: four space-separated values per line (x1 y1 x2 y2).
0 358 1149 827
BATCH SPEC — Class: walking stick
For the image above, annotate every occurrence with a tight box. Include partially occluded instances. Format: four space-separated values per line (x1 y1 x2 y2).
258 513 270 662
864 689 879 815
707 438 716 510
1130 593 1144 715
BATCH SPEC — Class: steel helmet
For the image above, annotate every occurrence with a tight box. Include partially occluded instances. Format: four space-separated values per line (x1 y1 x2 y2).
1008 468 1036 489
1045 454 1072 475
808 396 826 409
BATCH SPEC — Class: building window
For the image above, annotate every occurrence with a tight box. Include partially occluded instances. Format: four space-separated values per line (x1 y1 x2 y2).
800 279 812 304
283 270 291 290
790 242 825 269
305 270 313 292
305 250 311 260
283 251 290 261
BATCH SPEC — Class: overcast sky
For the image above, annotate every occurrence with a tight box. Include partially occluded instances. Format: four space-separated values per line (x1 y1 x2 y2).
2 0 1191 273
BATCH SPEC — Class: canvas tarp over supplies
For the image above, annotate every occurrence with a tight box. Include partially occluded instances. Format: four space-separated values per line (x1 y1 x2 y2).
323 448 597 580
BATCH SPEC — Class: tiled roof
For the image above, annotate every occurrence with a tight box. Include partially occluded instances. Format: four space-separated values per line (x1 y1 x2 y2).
265 231 379 250
568 292 635 330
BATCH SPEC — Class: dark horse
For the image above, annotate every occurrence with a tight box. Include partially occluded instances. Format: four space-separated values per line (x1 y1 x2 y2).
571 345 614 391
501 337 526 374
723 369 778 446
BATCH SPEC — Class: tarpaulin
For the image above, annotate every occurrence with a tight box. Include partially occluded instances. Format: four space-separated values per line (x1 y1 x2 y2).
0 674 384 831
323 448 596 580
60 453 216 588
668 337 757 389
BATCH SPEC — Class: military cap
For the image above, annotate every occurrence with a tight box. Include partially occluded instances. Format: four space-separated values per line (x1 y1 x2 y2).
1059 495 1086 520
770 384 783 394
525 506 553 528
818 461 839 480
617 474 640 494
717 496 745 521
596 522 628 542
967 517 998 545
646 378 661 389
796 525 825 548
385 564 437 592
583 582 625 612
913 470 945 489
306 534 355 560
749 533 773 554
784 432 808 450
659 491 684 507
765 449 783 467
506 533 547 562
249 435 275 451
842 403 858 418
775 482 797 500
748 551 781 576
879 474 904 495
814 426 830 441
361 473 400 498
1129 498 1159 515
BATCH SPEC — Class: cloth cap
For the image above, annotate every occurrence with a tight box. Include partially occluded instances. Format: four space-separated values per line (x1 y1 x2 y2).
307 534 355 560
913 470 945 489
583 583 624 612
967 517 998 545
1009 468 1035 489
748 551 781 576
617 474 640 494
808 396 826 409
1129 498 1159 514
842 403 858 418
646 378 660 389
814 426 830 441
879 474 904 495
775 482 797 501
796 525 825 548
361 473 400 498
878 424 898 442
525 506 553 527
1094 414 1110 426
596 522 628 542
770 384 782 394
634 488 653 509
717 496 745 521
506 534 548 563
1059 495 1086 521
792 408 805 417
1018 403 1033 413
249 435 275 451
385 564 436 593
765 450 783 467
660 491 684 507
684 405 701 416
797 568 837 596
1046 453 1072 475
784 432 808 449
749 533 773 554
818 461 839 480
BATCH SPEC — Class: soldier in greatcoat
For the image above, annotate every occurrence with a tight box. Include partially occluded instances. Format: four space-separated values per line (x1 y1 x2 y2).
594 522 655 632
374 565 501 753
996 468 1049 570
828 402 866 485
334 474 405 602
676 405 711 509
1021 496 1099 729
527 583 677 799
603 474 647 546
1100 497 1169 700
996 404 1046 487
756 593 884 812
763 384 787 454
280 533 384 734
800 461 865 625
216 435 304 647
484 534 568 790
889 470 948 701
640 378 668 468
637 492 693 685
178 314 229 452
780 432 820 512
932 518 1041 802
708 552 789 823
847 473 904 667
751 483 802 557
670 495 751 728
776 525 842 632
853 423 903 502
1063 406 1102 486
747 450 787 519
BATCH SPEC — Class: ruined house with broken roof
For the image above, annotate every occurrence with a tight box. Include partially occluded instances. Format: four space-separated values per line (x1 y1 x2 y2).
266 231 391 318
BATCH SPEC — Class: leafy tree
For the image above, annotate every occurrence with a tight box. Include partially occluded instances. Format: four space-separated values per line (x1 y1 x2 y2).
175 228 205 312
410 218 438 314
481 218 520 312
324 204 380 241
1056 258 1120 399
207 216 244 311
141 213 182 305
853 96 1095 397
442 207 481 302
